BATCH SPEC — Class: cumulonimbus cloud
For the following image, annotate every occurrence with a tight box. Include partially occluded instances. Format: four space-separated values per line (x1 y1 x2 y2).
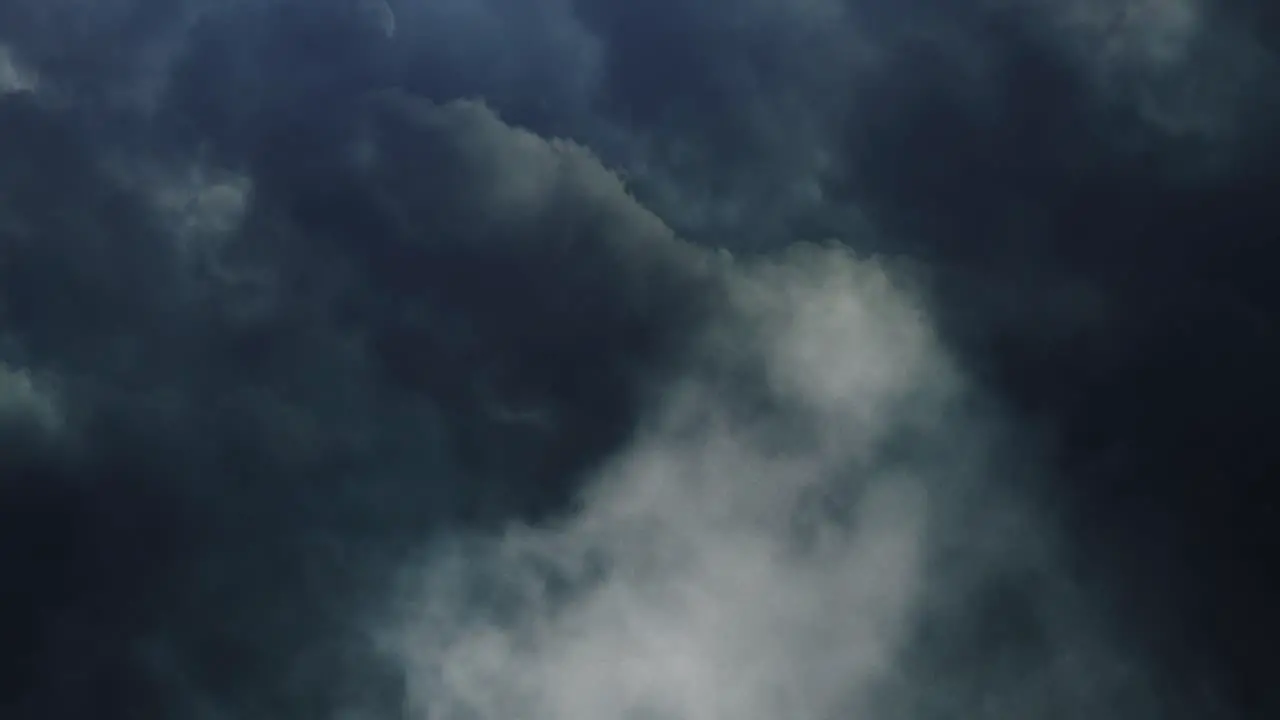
0 1 1274 717
368 98 1150 720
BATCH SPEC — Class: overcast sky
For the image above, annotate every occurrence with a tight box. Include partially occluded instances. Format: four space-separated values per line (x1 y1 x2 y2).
2 2 1279 719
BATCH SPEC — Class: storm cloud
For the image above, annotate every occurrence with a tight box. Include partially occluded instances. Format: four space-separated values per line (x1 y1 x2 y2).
1 1 1278 719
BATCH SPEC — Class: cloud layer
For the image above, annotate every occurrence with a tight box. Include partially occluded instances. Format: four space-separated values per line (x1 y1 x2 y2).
2 1 1279 719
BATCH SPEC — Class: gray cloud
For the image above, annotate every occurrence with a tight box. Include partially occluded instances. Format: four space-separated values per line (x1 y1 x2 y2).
1013 0 1280 145
0 44 38 95
0 363 63 468
370 100 1156 720
0 0 1276 718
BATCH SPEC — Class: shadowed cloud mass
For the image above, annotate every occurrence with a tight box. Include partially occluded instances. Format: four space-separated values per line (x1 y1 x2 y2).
1 1 1279 719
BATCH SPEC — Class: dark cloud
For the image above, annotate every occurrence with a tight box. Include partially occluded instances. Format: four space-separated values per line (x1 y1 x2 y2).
1 1 1279 719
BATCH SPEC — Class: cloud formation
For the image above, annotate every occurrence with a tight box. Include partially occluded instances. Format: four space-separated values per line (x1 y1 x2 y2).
0 45 37 95
1 1 1278 719
370 100 1148 720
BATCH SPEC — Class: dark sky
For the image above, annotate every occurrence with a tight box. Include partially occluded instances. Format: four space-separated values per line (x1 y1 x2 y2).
2 1 1278 719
